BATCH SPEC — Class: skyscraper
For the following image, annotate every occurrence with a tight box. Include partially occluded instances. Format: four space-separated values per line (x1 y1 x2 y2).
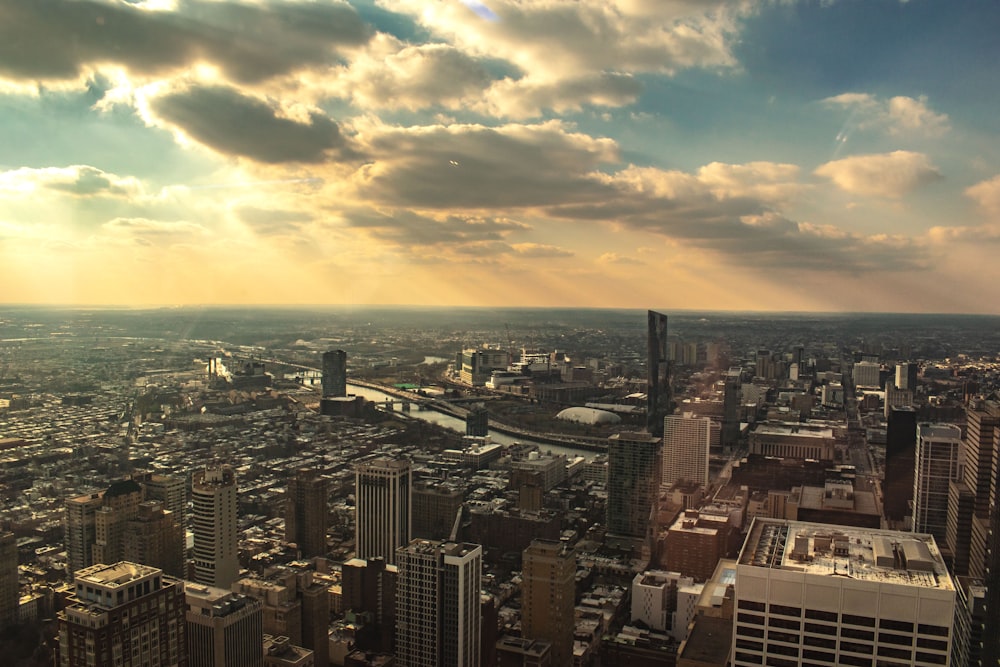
662 412 711 492
123 500 185 578
192 465 239 589
721 367 742 450
912 423 962 547
395 539 482 667
321 349 347 398
55 562 187 667
884 406 917 522
521 539 575 667
355 458 411 565
285 468 328 558
0 531 17 630
896 362 919 391
65 490 104 578
186 583 263 667
92 479 144 567
647 310 671 436
607 432 660 545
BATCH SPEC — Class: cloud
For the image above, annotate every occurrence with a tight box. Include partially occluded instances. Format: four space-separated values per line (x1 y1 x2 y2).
382 0 739 81
824 93 950 137
322 37 494 112
350 119 619 208
814 151 943 198
0 165 142 197
598 252 642 264
966 175 1000 214
479 72 642 119
511 243 574 258
101 216 208 245
235 205 314 235
0 0 371 85
344 208 529 247
146 83 356 163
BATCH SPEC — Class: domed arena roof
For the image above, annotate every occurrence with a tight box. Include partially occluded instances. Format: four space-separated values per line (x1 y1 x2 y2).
555 407 622 425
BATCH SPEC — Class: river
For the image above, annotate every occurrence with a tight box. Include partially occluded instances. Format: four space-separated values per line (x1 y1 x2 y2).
346 383 600 461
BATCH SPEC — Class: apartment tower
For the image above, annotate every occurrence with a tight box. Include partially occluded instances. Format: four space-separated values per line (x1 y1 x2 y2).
321 349 347 398
884 406 917 522
355 458 411 565
192 465 239 589
646 310 671 437
395 539 482 667
912 423 962 548
607 432 660 544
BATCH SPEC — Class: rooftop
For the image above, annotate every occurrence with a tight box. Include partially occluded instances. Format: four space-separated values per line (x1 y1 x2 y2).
75 561 159 588
740 519 954 591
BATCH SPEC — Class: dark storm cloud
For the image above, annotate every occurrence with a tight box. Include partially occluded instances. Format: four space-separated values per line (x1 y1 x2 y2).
0 0 371 83
149 84 355 163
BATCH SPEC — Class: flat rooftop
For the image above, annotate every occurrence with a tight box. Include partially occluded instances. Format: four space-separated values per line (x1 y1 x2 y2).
740 519 954 591
76 562 159 588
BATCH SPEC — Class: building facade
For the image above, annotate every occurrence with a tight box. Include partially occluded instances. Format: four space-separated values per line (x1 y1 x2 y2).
884 406 917 522
192 465 239 589
355 459 411 565
647 310 671 437
321 350 347 398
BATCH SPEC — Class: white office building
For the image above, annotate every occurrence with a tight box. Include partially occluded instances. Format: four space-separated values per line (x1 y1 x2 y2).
733 518 956 667
192 465 239 589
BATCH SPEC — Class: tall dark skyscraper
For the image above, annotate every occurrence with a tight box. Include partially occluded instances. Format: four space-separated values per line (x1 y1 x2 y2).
883 406 917 522
721 367 742 450
646 310 671 437
465 405 489 437
285 468 329 558
321 349 347 398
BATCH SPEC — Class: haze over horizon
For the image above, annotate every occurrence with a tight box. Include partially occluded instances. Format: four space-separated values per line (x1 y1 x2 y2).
2 1 999 313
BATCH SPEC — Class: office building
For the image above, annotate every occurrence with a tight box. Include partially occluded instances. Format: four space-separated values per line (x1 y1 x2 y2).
321 350 347 398
395 539 482 667
630 570 700 642
355 459 411 565
192 465 239 589
123 500 185 578
749 423 837 461
0 531 17 629
285 468 328 558
896 362 919 391
496 636 551 667
884 382 914 417
466 405 489 437
662 412 711 491
721 368 742 450
412 482 464 541
521 540 575 667
65 490 104 577
459 348 509 386
733 519 955 667
662 510 733 583
853 360 881 388
912 423 962 547
92 479 144 567
607 431 659 550
884 406 917 522
263 634 314 667
139 472 186 519
55 562 187 667
186 583 264 667
647 310 671 436
342 557 398 653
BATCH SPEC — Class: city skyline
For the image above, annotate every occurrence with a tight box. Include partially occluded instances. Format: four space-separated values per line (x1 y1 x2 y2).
1 1 1000 313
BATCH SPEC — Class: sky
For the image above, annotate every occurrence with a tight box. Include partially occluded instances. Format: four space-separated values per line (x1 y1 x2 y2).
1 0 999 313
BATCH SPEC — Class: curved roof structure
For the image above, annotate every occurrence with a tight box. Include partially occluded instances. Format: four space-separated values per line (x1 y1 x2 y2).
555 407 622 425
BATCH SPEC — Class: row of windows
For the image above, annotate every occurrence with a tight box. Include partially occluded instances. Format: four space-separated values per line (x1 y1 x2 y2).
736 600 949 637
